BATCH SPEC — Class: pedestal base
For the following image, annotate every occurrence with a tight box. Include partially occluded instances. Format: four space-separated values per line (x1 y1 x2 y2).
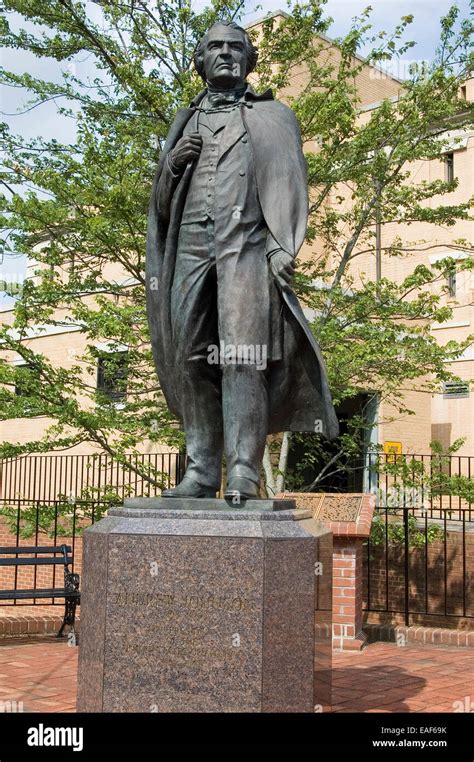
77 501 332 713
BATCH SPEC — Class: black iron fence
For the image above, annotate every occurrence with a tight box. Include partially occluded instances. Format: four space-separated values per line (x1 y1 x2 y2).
0 451 185 505
364 506 473 625
0 451 472 621
363 453 473 624
368 452 473 522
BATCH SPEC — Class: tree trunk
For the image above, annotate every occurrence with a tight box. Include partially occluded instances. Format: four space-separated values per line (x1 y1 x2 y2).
263 431 291 497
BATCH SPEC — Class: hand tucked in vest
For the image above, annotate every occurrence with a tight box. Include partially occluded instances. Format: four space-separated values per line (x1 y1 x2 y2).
169 132 203 173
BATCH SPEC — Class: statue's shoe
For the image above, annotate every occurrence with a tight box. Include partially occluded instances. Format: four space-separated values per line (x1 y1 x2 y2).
161 476 217 499
224 477 259 502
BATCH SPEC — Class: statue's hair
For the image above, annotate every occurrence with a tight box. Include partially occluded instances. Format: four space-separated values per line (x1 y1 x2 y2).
193 21 258 82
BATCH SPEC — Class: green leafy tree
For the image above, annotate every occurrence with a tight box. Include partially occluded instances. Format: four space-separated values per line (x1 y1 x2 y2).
369 513 445 551
0 1 473 494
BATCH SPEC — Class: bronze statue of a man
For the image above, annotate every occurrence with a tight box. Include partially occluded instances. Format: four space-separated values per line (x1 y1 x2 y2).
146 21 338 500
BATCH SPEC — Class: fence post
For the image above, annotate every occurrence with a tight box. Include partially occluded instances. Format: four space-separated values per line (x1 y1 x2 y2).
403 507 410 627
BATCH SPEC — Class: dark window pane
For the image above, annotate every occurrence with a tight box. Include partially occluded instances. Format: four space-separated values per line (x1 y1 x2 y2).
447 270 456 297
96 352 128 403
15 363 34 397
444 152 454 182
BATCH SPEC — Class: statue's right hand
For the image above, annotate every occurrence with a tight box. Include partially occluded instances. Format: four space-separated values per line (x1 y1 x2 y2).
169 133 203 172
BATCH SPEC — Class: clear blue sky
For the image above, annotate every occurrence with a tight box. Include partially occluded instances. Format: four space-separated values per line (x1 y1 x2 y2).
1 0 470 298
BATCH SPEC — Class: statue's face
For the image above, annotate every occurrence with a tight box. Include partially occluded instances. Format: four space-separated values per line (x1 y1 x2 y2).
202 25 247 89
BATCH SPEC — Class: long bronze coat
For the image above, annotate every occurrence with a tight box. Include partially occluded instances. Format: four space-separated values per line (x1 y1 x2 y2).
146 88 339 439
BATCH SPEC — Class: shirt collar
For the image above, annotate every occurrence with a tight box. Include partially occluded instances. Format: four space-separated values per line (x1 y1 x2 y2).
190 83 274 108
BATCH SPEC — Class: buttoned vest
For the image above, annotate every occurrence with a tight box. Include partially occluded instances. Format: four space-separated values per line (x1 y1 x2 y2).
181 102 244 224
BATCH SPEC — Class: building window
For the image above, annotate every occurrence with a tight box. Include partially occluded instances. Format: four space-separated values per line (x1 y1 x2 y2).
444 152 454 182
447 269 457 297
442 381 470 399
14 363 34 397
13 362 42 415
96 351 128 404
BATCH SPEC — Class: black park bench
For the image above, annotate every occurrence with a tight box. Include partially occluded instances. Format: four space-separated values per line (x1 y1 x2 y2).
0 544 80 642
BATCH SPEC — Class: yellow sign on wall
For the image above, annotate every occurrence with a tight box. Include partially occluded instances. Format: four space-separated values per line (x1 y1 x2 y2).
384 441 402 462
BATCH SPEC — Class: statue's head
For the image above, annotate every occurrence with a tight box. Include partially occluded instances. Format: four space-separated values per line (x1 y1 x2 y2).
193 21 258 89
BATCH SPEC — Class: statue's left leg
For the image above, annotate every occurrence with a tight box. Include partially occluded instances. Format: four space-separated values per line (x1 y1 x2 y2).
222 363 268 500
215 218 271 500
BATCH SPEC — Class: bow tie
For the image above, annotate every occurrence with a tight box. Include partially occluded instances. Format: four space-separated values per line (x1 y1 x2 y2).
206 86 247 109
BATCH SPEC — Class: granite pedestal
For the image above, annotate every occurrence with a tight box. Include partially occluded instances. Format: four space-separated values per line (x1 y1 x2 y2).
77 499 332 713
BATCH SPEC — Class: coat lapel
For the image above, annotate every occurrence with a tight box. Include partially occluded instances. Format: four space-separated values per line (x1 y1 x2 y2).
217 106 246 164
215 86 273 163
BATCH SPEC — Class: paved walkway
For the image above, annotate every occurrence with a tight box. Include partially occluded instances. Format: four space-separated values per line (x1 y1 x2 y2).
0 637 77 712
332 642 473 712
0 638 472 713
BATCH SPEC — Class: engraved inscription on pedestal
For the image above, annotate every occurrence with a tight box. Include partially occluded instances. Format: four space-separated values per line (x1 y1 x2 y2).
103 535 263 712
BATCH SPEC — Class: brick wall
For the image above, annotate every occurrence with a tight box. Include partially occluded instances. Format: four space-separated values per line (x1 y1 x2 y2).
363 528 474 630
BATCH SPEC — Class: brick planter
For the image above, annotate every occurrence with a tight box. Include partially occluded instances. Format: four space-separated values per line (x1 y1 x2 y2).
278 493 375 651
